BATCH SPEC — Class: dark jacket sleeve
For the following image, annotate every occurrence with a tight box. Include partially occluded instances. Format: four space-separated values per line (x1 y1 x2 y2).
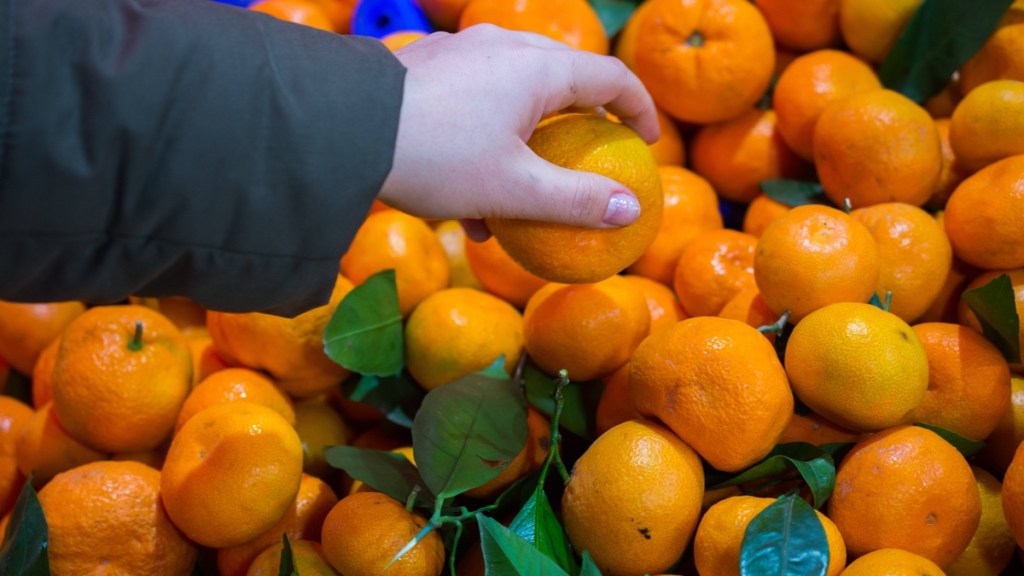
0 0 405 316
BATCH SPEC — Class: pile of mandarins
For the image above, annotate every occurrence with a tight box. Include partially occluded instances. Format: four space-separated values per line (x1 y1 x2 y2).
2 0 1024 575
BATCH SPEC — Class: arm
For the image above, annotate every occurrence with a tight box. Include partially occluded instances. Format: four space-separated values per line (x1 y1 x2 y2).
0 0 404 316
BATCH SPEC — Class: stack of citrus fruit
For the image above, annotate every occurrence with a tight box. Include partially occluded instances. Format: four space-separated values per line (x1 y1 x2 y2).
1 0 1023 574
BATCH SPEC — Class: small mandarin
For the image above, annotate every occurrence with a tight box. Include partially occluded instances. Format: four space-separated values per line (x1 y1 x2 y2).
958 0 1024 94
838 0 922 64
672 229 759 318
292 395 351 481
946 466 1016 576
943 154 1024 270
0 300 84 376
247 540 340 576
621 274 687 335
977 375 1024 475
741 194 790 239
755 0 842 52
175 367 296 433
839 548 947 576
949 80 1024 172
1000 440 1024 548
462 236 547 309
0 397 33 516
15 402 107 486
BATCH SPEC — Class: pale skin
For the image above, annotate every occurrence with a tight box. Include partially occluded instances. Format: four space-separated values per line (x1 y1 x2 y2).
376 24 661 242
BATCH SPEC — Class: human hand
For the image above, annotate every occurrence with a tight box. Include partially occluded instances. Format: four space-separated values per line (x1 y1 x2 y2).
376 24 659 241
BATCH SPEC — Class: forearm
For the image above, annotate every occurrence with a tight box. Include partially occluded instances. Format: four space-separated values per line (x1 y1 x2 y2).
0 0 404 315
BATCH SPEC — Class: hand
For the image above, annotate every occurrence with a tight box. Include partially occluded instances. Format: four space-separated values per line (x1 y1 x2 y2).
376 24 659 241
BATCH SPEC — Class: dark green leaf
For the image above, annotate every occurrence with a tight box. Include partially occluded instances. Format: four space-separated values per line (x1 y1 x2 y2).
819 442 856 467
278 533 296 576
962 273 1022 363
323 445 433 508
323 269 404 376
589 0 637 37
760 180 825 207
578 552 604 576
740 494 829 576
342 373 423 429
412 374 528 498
879 0 1014 102
509 490 579 574
708 443 836 509
914 423 987 457
0 477 50 576
523 363 600 440
477 514 569 576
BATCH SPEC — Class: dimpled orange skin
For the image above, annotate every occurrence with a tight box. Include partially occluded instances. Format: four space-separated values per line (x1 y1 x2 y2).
458 0 609 54
742 194 790 239
621 274 687 335
840 548 948 576
629 317 794 472
949 80 1024 173
523 275 650 382
160 402 304 549
943 154 1024 271
828 425 981 568
754 204 880 322
0 300 85 376
672 229 759 318
814 89 942 208
38 460 197 576
772 49 882 162
626 165 723 287
175 367 296 433
50 304 192 454
206 275 352 399
486 114 663 285
561 419 705 576
632 0 775 124
755 0 842 52
909 322 1011 442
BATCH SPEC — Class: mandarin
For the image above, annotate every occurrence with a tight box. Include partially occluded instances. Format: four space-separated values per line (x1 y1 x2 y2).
741 193 790 239
292 395 351 480
772 49 882 161
694 495 846 576
717 287 779 336
561 419 704 576
217 473 339 576
958 0 1024 95
38 460 197 575
486 113 663 284
754 204 880 322
595 362 642 436
180 325 230 386
175 367 295 433
626 165 723 286
458 0 608 53
0 300 84 376
949 80 1024 172
943 155 1024 270
851 202 953 323
839 548 947 576
523 275 650 382
15 402 106 486
755 0 842 52
247 540 340 576
838 0 922 64
0 396 32 516
320 491 445 576
341 211 449 317
161 402 304 548
249 0 335 31
621 274 687 335
629 316 793 472
672 229 758 318
405 287 523 390
463 406 550 500
910 322 1011 441
776 411 862 447
632 0 775 124
1001 441 1024 548
462 236 547 309
29 335 59 409
689 108 810 204
207 274 352 398
814 89 942 208
946 466 1016 576
828 425 980 567
977 375 1024 475
51 304 191 453
785 302 929 432
929 118 971 210
433 219 482 290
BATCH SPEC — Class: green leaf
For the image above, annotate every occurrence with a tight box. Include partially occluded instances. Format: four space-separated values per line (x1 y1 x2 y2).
477 514 570 576
277 533 296 576
589 0 638 37
323 269 404 376
508 490 579 574
740 494 829 576
323 445 433 508
708 443 836 509
478 355 511 380
578 552 604 576
0 477 50 576
760 180 825 207
342 373 423 429
914 423 987 457
879 0 1014 102
412 374 528 499
962 273 1022 363
523 363 600 440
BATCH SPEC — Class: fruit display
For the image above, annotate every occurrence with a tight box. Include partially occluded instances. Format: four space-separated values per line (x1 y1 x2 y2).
3 0 1024 575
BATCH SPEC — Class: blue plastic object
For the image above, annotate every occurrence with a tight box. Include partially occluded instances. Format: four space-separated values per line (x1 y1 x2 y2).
351 0 434 39
210 0 255 7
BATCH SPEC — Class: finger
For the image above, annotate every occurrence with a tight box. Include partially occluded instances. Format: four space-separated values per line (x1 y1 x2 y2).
459 218 492 242
549 52 660 144
494 157 642 228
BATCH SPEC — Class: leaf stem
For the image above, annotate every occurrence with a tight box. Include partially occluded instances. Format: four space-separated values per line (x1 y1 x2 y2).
536 370 572 487
757 310 791 336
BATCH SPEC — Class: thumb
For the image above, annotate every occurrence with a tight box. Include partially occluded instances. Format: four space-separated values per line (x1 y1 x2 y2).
508 161 642 228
